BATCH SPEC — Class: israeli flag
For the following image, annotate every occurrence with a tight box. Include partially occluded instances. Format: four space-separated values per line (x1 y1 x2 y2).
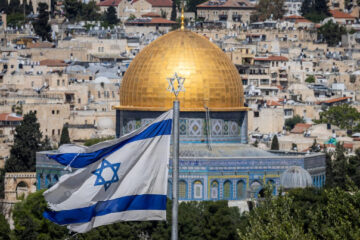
43 110 173 233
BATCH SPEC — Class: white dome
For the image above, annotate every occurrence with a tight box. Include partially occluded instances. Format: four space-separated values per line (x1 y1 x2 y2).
97 117 114 130
280 166 312 189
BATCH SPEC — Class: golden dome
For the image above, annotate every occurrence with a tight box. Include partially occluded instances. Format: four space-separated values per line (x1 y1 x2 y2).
116 29 245 112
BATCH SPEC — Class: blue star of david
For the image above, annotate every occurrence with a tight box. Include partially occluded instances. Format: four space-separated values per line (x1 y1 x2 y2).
92 159 121 191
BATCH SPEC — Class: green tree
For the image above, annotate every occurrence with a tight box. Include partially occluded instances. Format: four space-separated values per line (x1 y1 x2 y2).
0 169 5 198
64 0 81 22
32 3 52 41
318 21 347 46
0 213 10 240
271 135 279 150
81 1 100 21
5 112 45 172
316 104 360 130
251 0 285 22
301 0 330 22
186 0 207 13
59 124 70 145
8 0 21 14
0 0 8 13
12 190 69 239
170 0 177 21
305 75 315 83
285 115 305 131
104 6 119 26
239 187 360 239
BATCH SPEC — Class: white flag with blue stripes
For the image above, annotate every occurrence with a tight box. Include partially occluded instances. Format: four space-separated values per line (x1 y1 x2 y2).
43 110 172 233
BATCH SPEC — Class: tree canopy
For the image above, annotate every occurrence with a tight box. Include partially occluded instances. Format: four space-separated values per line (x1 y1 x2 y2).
316 104 360 131
271 135 279 150
317 21 347 46
59 124 70 146
301 0 330 22
32 3 52 41
104 6 119 26
285 115 305 131
239 186 360 239
251 0 285 22
5 112 50 172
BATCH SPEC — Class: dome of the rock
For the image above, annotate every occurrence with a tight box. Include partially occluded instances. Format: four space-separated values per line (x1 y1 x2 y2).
117 29 245 111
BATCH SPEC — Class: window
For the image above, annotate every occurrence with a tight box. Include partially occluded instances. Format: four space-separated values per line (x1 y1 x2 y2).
98 91 101 98
237 181 245 199
52 110 55 114
211 181 218 199
52 129 55 135
58 129 60 135
57 110 59 114
57 80 60 86
62 80 65 86
78 98 81 104
223 181 232 199
112 91 115 98
179 180 187 199
193 180 203 199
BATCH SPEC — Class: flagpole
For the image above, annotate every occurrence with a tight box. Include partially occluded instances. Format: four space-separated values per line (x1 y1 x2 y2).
172 99 179 240
167 71 185 240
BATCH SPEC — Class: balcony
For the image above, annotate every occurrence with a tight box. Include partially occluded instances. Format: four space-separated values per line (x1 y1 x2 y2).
219 14 228 21
232 14 242 22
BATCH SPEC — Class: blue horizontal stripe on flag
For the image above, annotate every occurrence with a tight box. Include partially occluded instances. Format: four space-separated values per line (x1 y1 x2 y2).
43 194 167 225
47 119 172 168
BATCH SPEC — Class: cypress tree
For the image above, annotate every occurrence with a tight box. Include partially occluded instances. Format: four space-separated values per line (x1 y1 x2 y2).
32 3 52 41
59 124 70 145
5 112 43 172
170 0 177 21
105 6 119 25
271 135 279 150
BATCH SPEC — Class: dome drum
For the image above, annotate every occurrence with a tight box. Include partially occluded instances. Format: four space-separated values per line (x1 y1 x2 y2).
116 110 248 144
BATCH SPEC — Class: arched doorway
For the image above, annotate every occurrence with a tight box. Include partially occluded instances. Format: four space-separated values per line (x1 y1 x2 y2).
16 181 29 200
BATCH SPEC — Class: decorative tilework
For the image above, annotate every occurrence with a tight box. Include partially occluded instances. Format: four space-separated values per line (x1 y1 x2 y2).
180 119 187 136
223 121 229 136
229 121 239 136
135 120 141 129
126 120 136 134
211 119 223 136
141 119 152 127
189 119 202 136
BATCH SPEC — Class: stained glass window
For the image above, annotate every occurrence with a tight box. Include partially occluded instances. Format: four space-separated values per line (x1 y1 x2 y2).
179 180 187 199
211 181 218 199
194 180 202 199
237 181 245 199
223 181 231 199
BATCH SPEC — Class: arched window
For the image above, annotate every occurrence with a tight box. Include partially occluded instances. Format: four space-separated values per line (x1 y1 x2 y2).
167 181 172 199
193 180 203 199
16 181 28 200
236 180 245 199
223 181 232 200
211 181 219 199
179 180 187 199
250 181 262 198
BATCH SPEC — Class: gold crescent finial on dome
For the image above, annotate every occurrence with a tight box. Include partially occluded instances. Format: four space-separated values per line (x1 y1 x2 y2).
180 2 185 30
